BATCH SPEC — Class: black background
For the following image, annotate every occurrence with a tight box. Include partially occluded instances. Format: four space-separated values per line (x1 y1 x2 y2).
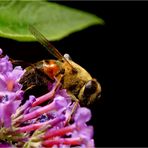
0 1 147 147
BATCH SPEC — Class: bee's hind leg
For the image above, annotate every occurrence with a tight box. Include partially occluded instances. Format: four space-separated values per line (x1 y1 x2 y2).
31 74 64 107
24 84 36 92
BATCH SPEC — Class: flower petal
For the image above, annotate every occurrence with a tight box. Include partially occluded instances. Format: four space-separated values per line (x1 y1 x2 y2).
3 100 21 127
74 107 91 124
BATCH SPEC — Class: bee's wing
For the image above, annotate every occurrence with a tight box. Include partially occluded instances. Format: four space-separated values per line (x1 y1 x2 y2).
29 25 62 60
29 25 75 70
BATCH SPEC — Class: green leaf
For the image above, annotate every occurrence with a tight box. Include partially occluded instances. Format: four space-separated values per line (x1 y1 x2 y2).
0 1 104 41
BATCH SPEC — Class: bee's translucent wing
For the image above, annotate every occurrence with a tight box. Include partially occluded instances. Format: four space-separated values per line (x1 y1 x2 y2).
29 25 74 70
29 25 63 60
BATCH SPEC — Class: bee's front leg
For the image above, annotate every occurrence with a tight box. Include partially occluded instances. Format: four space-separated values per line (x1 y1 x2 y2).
53 74 63 92
65 93 79 125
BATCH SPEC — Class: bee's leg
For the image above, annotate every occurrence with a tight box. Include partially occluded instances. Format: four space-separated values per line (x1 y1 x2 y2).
32 74 63 107
65 94 79 125
24 84 36 92
53 74 63 92
20 84 37 105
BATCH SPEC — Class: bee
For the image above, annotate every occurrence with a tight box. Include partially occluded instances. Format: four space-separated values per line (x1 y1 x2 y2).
19 25 101 106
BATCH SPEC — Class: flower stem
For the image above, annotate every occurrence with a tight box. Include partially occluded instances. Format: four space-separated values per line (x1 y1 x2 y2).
16 121 50 133
20 102 56 122
42 137 82 147
17 115 65 133
32 79 61 107
43 124 76 140
32 90 54 107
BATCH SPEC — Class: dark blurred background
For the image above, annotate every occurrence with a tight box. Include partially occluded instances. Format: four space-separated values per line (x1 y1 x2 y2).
0 1 147 147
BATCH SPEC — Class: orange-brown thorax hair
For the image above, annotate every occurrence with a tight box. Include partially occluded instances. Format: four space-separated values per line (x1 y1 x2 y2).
43 60 61 80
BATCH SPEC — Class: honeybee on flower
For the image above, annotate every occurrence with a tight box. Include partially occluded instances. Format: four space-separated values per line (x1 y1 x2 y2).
0 48 95 148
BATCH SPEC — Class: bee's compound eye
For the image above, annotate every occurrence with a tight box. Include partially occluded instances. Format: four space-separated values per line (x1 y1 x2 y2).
79 79 101 106
64 53 72 60
84 80 97 97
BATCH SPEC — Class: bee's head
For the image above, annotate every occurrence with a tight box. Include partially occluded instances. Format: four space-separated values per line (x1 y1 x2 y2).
78 79 101 106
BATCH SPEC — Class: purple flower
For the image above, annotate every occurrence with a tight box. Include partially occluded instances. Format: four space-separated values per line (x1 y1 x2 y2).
0 142 13 148
42 106 94 147
0 49 25 92
19 95 70 123
74 107 92 125
0 67 25 91
0 55 12 74
0 49 12 74
0 49 25 128
0 99 21 127
0 48 2 55
0 48 95 148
